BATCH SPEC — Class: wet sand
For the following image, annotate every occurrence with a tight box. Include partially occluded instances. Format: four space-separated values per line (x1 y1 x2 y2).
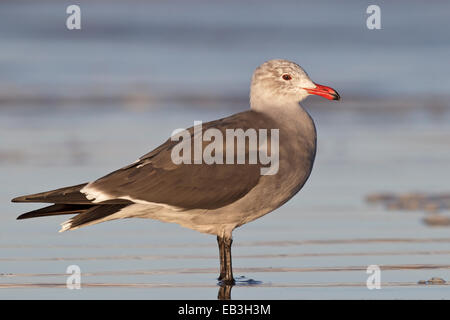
1 105 450 299
1 0 450 300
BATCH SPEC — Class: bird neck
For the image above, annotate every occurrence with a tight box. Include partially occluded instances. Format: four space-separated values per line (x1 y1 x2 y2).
251 97 314 126
250 99 317 151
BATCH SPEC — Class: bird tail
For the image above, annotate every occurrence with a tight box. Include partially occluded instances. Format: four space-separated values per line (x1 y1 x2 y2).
13 183 132 232
59 204 129 232
16 203 129 232
16 204 93 220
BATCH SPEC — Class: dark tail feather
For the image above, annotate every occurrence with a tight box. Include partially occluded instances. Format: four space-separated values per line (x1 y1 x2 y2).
66 204 129 230
17 204 93 220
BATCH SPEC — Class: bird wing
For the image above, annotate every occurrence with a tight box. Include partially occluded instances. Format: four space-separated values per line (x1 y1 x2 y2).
82 110 275 210
11 183 132 205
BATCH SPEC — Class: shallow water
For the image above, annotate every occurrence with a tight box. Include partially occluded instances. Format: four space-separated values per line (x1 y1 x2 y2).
1 105 449 299
1 0 450 101
1 0 450 299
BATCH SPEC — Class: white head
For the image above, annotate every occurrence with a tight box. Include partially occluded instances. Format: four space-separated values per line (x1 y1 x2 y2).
250 59 339 111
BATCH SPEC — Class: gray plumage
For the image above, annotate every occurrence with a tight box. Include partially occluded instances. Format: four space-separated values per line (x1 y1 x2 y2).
13 59 340 285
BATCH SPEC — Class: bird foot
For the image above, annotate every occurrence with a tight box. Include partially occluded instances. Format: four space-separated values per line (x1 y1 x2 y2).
217 278 235 286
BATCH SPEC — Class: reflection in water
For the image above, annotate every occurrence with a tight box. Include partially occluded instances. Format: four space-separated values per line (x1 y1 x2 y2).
217 276 263 300
218 283 232 300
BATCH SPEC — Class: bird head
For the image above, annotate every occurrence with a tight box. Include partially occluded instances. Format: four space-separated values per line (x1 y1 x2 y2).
250 59 340 110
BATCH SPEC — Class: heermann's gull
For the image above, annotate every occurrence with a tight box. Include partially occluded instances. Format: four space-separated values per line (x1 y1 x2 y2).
12 59 339 285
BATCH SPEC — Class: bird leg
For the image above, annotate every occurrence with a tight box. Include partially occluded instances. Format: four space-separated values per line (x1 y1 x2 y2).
217 236 226 280
217 236 235 285
223 237 235 285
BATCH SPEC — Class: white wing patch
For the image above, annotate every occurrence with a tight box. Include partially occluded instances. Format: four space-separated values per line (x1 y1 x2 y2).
80 184 113 203
80 183 184 209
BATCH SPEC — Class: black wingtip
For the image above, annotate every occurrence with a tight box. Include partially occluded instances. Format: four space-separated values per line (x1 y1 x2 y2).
11 196 26 203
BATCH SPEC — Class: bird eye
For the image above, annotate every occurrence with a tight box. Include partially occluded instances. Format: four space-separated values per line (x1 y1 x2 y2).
282 74 292 81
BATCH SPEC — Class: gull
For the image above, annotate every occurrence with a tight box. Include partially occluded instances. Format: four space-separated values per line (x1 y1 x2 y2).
12 59 340 285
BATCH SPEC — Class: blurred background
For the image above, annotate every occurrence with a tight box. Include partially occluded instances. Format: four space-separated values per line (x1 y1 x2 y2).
1 0 449 299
